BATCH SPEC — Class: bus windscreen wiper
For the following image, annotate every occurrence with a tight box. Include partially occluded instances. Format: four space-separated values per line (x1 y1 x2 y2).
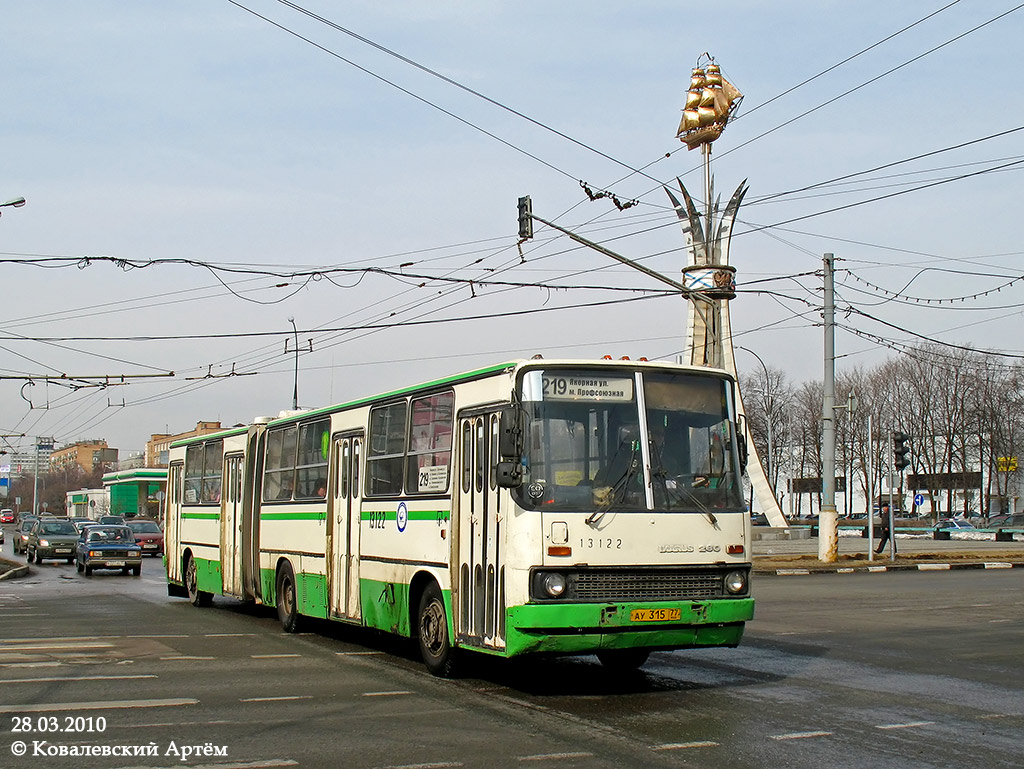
649 453 718 526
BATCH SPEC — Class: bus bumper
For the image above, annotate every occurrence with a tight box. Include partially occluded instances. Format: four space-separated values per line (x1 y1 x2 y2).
503 598 754 657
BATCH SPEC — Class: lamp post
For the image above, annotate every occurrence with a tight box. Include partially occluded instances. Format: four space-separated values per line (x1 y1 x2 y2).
287 316 299 410
737 346 777 502
0 197 26 217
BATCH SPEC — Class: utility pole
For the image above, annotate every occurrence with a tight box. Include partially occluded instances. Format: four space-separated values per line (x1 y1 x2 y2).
819 253 839 562
867 413 875 561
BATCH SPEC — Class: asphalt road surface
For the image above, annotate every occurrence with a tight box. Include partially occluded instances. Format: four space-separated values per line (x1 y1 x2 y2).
1 535 1022 768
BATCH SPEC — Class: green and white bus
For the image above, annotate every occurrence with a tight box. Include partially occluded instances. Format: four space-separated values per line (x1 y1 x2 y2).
165 357 754 675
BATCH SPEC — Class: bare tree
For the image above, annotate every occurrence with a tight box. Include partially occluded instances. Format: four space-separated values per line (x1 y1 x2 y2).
739 365 794 507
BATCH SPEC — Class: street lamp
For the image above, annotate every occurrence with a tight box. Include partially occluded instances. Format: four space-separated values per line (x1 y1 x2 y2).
0 197 26 217
737 346 777 499
287 316 299 410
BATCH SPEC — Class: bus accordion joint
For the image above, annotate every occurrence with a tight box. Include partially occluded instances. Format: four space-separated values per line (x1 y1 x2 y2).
547 546 572 557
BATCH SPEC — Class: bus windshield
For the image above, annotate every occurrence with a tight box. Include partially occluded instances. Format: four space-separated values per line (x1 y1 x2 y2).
513 368 744 513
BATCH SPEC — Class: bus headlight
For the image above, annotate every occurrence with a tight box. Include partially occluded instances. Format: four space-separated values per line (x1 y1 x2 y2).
724 570 747 594
540 572 567 598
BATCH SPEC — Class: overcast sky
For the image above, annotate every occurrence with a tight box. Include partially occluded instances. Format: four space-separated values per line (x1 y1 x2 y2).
2 1 1022 457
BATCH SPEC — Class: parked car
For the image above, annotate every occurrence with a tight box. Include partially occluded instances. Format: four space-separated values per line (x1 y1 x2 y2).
12 515 39 554
126 518 164 556
996 513 1024 528
933 518 976 531
0 509 15 524
26 518 80 564
75 525 142 576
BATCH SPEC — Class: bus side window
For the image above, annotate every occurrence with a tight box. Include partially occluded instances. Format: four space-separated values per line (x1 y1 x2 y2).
461 421 473 493
366 402 407 496
295 419 330 499
264 425 298 501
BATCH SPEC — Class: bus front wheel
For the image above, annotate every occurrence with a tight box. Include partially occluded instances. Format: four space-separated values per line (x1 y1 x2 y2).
417 582 457 677
596 649 650 672
276 562 302 633
184 554 212 607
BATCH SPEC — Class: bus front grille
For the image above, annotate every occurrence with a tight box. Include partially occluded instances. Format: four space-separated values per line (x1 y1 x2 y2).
572 570 723 601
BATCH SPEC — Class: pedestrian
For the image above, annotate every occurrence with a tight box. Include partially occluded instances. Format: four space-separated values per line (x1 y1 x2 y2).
875 502 896 554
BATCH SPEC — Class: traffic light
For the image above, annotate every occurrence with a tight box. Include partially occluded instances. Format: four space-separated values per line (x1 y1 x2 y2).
892 431 911 472
517 195 533 240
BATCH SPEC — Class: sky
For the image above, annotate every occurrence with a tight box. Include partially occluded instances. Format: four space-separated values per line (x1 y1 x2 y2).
2 0 1023 458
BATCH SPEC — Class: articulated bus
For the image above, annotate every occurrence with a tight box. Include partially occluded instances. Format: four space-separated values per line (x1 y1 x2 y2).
165 358 754 675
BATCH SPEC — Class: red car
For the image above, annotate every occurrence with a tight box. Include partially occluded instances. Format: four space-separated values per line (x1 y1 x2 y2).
126 518 164 557
0 509 15 524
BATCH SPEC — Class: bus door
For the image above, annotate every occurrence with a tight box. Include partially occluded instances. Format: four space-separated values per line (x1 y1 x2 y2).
329 433 363 620
221 453 244 597
456 411 505 650
166 462 184 584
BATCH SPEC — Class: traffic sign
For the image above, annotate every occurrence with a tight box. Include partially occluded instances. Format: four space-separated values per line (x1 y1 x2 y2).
914 493 924 506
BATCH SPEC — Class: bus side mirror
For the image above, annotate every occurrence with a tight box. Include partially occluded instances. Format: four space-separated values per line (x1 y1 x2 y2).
736 415 749 470
498 406 524 459
496 460 523 489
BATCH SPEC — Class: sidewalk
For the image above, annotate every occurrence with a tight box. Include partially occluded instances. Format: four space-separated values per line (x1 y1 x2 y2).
753 529 1024 575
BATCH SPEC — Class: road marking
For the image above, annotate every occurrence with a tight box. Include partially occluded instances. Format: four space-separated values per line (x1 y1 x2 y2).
336 651 383 656
837 568 855 573
770 731 833 741
0 641 114 651
867 566 888 573
240 695 313 702
518 752 595 761
251 653 302 659
361 690 412 697
0 698 198 713
989 619 1013 623
0 661 61 668
776 569 810 576
0 674 157 685
160 655 215 660
917 564 950 571
876 721 935 730
128 634 189 639
207 633 256 637
984 563 1013 569
380 763 463 769
653 741 719 750
0 636 112 643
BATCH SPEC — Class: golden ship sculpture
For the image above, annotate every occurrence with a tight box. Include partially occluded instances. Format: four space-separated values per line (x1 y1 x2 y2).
676 62 743 151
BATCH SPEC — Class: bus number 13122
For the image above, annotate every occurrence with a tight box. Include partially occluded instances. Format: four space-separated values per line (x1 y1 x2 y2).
580 538 622 549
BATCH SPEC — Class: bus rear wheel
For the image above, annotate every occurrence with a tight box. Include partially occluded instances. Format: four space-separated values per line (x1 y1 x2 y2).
184 554 212 607
417 582 457 677
276 562 302 633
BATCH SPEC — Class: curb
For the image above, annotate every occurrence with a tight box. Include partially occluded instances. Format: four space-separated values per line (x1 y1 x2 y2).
0 564 30 581
755 561 1024 576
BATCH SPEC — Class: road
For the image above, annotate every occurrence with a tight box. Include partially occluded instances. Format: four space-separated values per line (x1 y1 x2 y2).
1 532 1023 768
